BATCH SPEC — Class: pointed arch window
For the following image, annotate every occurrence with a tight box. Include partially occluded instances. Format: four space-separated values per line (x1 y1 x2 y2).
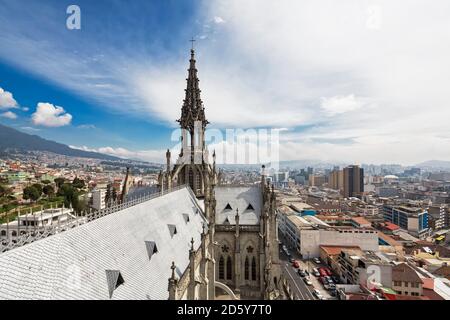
226 256 232 280
219 256 225 280
251 257 257 281
188 168 194 191
244 256 249 280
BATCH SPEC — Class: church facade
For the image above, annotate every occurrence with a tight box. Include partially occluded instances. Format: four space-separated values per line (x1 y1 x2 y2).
161 48 283 300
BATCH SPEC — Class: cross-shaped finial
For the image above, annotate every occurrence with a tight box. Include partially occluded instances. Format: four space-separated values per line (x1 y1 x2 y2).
190 37 196 50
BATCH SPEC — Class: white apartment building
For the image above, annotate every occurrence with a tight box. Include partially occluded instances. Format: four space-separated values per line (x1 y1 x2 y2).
280 214 379 258
92 188 106 211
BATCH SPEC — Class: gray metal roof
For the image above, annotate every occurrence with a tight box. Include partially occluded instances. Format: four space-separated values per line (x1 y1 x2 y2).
215 186 262 225
0 187 206 300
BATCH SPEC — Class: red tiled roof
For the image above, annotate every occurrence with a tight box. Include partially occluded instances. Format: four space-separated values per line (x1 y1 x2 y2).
392 263 423 284
378 231 402 247
384 222 400 231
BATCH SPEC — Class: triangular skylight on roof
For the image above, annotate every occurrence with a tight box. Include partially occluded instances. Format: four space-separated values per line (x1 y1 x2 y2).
245 203 255 211
168 224 177 238
224 217 230 225
183 214 190 224
145 241 158 260
106 270 125 298
223 203 233 211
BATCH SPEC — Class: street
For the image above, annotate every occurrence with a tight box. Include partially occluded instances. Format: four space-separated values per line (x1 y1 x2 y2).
278 235 335 300
280 249 316 300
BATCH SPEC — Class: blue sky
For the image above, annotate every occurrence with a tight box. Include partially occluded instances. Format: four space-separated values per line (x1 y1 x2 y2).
1 0 450 165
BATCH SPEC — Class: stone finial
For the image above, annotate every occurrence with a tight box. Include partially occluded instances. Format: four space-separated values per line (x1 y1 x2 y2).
171 261 176 280
191 237 195 251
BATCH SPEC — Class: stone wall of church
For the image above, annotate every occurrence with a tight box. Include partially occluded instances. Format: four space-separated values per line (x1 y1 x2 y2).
214 230 263 294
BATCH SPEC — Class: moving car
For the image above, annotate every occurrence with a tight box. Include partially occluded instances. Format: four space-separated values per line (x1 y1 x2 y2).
298 269 306 277
303 277 313 286
313 289 323 300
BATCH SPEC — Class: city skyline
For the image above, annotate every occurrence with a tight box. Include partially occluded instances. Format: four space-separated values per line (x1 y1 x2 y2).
1 0 450 166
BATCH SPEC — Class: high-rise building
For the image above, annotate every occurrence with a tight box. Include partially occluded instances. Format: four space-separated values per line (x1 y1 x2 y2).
343 165 364 198
328 169 344 191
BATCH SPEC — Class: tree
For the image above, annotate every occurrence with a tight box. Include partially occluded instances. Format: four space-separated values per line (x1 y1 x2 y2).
23 186 41 202
41 180 51 185
72 177 85 189
43 185 55 197
54 178 66 190
58 183 80 211
0 185 6 198
31 183 43 196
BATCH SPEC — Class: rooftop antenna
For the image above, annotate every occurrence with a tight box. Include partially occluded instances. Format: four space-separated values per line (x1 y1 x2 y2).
190 37 196 51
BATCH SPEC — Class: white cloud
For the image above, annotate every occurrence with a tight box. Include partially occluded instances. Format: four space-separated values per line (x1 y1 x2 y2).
2 1 450 164
70 145 165 163
213 16 226 24
31 102 72 127
20 126 40 132
77 124 96 129
320 94 365 116
22 107 29 112
0 111 17 119
0 87 18 109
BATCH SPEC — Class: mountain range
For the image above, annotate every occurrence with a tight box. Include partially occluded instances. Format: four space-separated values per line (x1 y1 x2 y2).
0 123 121 161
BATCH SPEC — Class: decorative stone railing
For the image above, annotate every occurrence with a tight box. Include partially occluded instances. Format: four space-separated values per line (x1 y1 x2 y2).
215 225 260 233
0 184 188 253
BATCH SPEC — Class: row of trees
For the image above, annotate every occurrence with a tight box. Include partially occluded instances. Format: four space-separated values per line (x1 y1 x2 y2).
22 177 86 213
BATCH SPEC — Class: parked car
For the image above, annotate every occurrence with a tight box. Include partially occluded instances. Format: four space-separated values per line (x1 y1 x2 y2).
313 257 321 264
319 276 327 284
298 269 306 277
319 268 328 277
289 257 294 263
324 268 332 276
313 289 323 300
282 245 287 252
324 276 334 285
303 277 313 286
331 276 340 283
292 260 300 269
328 283 336 291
